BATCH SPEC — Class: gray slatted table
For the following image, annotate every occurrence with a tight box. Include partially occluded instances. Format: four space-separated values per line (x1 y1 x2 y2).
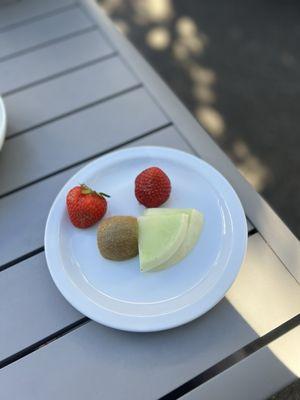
0 1 299 399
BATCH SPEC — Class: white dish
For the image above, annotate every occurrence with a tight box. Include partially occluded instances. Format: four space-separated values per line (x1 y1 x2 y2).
45 146 247 332
0 96 7 151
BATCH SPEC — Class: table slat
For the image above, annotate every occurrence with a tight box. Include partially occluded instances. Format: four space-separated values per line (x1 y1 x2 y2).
0 7 93 60
0 88 167 197
0 234 298 399
0 308 254 400
0 252 82 361
0 127 192 358
0 30 113 94
181 327 300 400
4 56 138 136
0 0 75 31
226 233 300 338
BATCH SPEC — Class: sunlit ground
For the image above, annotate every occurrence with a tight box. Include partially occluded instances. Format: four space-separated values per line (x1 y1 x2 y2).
98 0 300 238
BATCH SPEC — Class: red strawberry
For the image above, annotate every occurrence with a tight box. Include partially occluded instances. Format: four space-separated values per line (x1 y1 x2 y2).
66 184 109 228
135 167 171 207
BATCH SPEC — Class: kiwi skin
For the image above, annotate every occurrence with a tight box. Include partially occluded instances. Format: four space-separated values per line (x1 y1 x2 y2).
97 216 138 261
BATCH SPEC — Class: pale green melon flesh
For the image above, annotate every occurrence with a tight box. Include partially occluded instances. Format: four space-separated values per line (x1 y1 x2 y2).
144 208 204 270
138 214 189 272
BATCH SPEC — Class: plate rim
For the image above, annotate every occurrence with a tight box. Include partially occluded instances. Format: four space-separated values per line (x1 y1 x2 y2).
45 146 248 332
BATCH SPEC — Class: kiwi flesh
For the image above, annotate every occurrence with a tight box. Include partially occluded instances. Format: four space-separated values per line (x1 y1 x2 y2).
97 216 138 261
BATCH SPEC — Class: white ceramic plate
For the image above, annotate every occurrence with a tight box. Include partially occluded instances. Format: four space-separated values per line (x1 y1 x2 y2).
45 147 247 332
0 96 7 151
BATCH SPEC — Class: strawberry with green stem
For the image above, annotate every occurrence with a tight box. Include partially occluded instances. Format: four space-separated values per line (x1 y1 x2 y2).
66 184 110 228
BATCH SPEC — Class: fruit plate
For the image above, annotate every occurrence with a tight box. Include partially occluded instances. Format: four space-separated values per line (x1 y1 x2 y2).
45 146 247 332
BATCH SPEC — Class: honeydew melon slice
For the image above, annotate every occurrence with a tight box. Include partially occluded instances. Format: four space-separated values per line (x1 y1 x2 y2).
138 214 189 272
144 208 204 270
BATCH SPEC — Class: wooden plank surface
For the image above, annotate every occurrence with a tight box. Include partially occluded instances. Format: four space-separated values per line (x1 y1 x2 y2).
0 127 192 358
0 88 167 197
181 326 300 400
0 7 93 60
4 56 138 136
0 0 75 31
0 234 298 399
0 29 113 94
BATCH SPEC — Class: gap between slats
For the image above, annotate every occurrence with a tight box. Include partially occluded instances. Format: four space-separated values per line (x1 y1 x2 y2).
5 74 139 140
0 317 89 369
0 247 44 273
0 25 97 64
159 313 300 400
0 294 298 396
1 30 115 97
0 4 77 34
